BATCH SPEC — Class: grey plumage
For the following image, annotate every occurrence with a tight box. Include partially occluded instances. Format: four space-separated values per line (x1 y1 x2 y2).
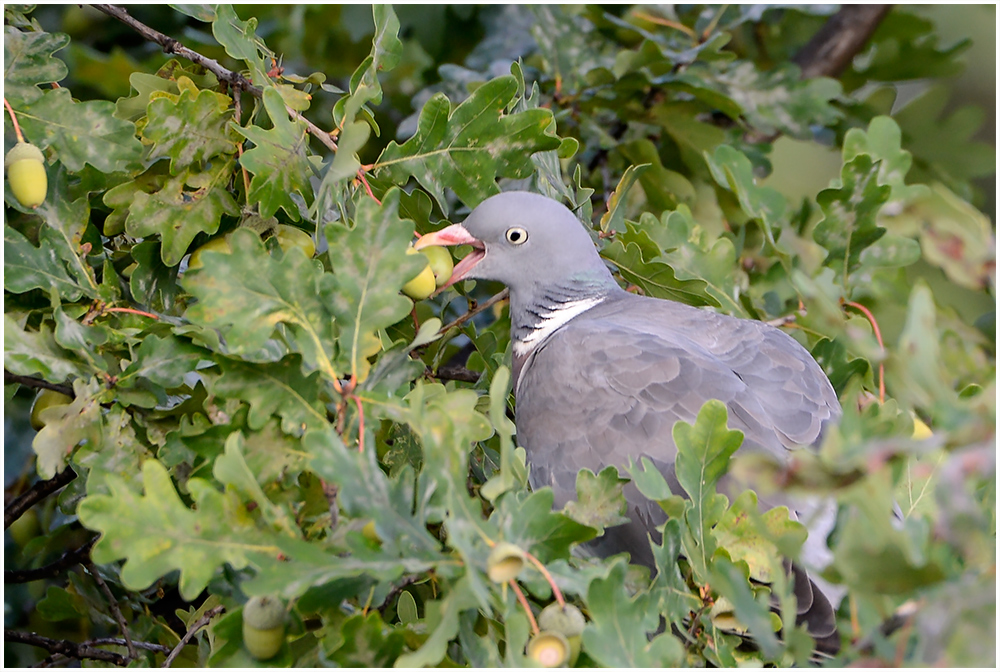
417 191 843 654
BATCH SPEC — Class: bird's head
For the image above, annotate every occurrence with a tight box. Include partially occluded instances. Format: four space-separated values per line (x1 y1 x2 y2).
414 191 615 297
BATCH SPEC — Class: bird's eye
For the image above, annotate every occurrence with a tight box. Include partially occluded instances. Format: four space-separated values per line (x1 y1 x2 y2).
505 227 528 245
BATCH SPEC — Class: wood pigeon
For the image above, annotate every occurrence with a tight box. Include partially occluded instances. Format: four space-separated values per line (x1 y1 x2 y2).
416 191 844 654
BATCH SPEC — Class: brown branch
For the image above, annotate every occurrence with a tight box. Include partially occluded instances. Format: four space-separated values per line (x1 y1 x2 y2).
5 468 77 530
5 629 127 666
161 605 224 668
793 5 893 80
746 5 892 145
91 5 259 96
92 4 339 155
4 371 74 397
85 560 137 660
5 539 96 584
429 365 480 384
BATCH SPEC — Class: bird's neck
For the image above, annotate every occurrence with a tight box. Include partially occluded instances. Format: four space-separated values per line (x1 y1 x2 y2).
509 279 615 359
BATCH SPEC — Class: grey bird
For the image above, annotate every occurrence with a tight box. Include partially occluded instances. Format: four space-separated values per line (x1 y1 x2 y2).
416 191 843 655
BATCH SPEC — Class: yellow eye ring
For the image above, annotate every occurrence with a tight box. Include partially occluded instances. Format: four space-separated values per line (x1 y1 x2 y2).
505 227 528 245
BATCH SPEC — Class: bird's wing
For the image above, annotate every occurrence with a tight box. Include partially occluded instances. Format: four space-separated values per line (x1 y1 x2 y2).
607 296 842 448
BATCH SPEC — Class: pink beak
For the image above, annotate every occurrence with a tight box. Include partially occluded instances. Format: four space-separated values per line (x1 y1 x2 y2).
414 224 486 288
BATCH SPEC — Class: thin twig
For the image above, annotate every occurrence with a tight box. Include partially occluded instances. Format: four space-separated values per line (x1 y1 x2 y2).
439 289 509 334
5 629 127 666
102 306 161 321
5 539 95 584
4 97 26 142
88 637 172 655
85 561 137 660
509 581 539 635
5 468 77 530
3 371 74 397
160 604 224 668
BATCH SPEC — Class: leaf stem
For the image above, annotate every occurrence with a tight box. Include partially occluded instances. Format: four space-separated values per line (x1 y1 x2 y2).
523 551 565 608
843 300 885 403
509 580 539 635
3 97 25 142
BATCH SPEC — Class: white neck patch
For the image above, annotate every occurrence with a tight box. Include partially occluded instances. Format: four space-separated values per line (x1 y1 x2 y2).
513 295 605 357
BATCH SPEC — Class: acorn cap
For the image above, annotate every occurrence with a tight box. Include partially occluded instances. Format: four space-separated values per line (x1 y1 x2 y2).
486 541 526 583
5 142 44 167
526 630 570 668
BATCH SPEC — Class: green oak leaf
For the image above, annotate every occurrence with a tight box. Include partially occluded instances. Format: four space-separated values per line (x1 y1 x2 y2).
13 87 143 173
495 488 596 563
182 228 339 379
394 575 480 668
118 334 208 390
213 431 299 536
714 62 842 139
324 611 407 667
125 158 239 266
3 27 68 105
4 224 88 301
843 115 928 203
306 426 444 560
705 145 788 252
3 315 91 382
234 87 313 219
713 490 807 583
143 83 238 174
128 240 179 313
673 400 745 577
32 378 105 479
635 207 748 317
601 221 711 307
208 355 328 434
618 139 697 213
324 190 427 381
77 459 273 601
600 163 649 233
115 71 179 122
26 175 100 297
374 75 562 214
211 4 270 83
562 466 630 532
581 562 684 667
334 3 402 124
895 85 995 193
709 556 783 661
813 154 892 282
